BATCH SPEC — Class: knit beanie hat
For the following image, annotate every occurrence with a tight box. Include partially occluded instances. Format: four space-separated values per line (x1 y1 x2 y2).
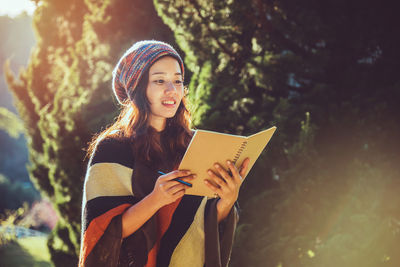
112 40 185 105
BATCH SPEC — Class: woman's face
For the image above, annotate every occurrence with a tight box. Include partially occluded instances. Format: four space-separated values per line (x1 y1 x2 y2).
146 56 184 128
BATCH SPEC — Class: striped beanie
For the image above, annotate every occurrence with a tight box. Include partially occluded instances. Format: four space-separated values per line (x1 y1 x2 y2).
112 40 184 105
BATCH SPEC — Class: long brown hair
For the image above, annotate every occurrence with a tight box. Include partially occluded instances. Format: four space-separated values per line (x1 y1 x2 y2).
86 65 193 169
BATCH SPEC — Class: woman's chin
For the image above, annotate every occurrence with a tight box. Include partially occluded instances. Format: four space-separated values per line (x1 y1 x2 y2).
164 109 179 118
153 112 177 119
165 113 177 118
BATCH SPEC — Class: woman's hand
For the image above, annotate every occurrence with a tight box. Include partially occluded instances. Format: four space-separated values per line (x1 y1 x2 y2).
122 170 194 238
204 158 250 222
150 170 195 208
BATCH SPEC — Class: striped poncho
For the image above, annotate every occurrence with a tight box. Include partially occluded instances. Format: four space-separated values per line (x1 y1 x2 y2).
79 135 239 267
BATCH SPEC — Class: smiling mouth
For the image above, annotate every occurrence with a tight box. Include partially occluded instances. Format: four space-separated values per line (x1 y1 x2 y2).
162 100 176 105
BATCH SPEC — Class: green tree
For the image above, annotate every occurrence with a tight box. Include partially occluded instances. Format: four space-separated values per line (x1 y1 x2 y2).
0 107 24 139
5 0 176 265
155 0 400 266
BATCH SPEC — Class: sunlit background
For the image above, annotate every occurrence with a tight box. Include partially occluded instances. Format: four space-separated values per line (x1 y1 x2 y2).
0 0 36 17
0 0 399 266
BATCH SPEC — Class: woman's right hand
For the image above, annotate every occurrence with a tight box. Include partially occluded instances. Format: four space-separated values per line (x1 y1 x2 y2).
150 170 195 208
121 170 195 238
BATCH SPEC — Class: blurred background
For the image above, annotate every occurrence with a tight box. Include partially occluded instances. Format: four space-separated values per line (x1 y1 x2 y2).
0 0 399 266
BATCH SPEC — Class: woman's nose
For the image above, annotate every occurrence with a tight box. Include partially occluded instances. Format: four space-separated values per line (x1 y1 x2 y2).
165 81 177 93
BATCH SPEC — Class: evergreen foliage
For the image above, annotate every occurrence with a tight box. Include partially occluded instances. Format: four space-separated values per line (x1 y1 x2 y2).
0 107 25 139
154 0 400 266
3 0 399 265
5 0 177 265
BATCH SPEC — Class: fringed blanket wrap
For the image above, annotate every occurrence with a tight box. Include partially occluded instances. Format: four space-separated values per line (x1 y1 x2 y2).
79 136 239 267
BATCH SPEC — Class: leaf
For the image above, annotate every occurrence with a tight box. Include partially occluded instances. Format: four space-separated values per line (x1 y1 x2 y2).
0 107 25 139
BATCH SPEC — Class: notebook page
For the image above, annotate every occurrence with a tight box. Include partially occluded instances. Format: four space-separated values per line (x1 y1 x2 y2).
180 130 246 197
236 126 277 179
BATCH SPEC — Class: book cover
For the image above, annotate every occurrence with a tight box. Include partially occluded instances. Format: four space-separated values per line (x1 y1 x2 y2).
179 126 277 197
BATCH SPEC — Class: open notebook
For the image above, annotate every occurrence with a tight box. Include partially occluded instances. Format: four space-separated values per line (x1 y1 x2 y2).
179 126 277 197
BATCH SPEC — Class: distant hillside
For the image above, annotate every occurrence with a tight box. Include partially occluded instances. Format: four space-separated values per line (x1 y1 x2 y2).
0 12 35 185
0 12 35 111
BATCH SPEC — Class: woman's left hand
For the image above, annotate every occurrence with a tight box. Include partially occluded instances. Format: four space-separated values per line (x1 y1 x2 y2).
204 158 250 221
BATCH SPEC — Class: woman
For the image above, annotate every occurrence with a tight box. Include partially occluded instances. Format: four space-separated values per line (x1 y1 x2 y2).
79 40 250 267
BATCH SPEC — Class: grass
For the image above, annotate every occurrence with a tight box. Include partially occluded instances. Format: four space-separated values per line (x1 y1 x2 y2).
0 236 53 267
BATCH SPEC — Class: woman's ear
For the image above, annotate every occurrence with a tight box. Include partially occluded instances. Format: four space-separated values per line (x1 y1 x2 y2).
183 86 189 96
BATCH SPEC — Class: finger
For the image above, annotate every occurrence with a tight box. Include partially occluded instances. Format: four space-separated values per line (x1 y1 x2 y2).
180 174 197 181
173 174 195 188
160 170 191 181
213 163 233 184
173 189 185 198
159 180 180 192
239 158 250 177
174 178 193 188
207 169 228 189
167 183 186 195
226 160 241 184
204 179 223 196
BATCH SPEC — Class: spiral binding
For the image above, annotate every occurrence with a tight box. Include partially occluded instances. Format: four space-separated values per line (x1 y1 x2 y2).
233 140 248 164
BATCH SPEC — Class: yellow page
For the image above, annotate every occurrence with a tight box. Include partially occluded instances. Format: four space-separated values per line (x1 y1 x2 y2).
180 126 276 198
236 126 277 179
179 130 246 197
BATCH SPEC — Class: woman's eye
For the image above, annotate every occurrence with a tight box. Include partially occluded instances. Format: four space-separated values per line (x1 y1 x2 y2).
153 79 183 85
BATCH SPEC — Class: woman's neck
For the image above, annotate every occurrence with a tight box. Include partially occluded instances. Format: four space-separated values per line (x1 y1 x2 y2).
148 115 166 132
